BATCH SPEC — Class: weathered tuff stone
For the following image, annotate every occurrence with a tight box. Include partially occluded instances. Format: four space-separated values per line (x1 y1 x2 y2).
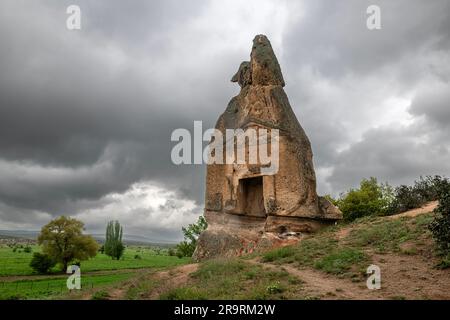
193 35 342 261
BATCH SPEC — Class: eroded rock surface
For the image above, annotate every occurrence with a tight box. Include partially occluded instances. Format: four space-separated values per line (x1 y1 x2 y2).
194 35 342 261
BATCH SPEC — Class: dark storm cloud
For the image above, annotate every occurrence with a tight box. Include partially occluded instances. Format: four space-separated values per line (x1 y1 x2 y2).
0 0 231 214
328 124 450 193
277 0 450 194
283 0 450 79
0 0 449 238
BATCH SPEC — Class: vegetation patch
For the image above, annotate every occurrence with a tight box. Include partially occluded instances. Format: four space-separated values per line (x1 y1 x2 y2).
0 246 190 276
261 246 296 262
0 273 134 300
429 179 450 268
346 214 433 253
261 211 438 280
91 290 110 300
314 248 366 274
262 234 339 269
158 259 302 300
124 272 160 300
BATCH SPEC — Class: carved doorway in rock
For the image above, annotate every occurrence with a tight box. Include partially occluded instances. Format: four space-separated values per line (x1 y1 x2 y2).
239 176 266 217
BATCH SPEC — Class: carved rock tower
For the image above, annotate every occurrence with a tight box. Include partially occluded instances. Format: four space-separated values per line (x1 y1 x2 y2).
194 35 342 260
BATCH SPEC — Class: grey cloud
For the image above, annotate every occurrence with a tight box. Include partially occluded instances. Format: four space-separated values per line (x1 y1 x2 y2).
0 0 449 239
328 123 450 194
409 84 450 129
282 0 450 79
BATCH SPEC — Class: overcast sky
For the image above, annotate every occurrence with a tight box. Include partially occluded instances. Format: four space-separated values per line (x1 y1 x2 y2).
0 0 449 241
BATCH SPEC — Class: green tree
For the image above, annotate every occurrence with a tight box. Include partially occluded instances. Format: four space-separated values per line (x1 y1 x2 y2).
37 216 99 271
176 216 207 258
104 220 125 260
336 177 391 222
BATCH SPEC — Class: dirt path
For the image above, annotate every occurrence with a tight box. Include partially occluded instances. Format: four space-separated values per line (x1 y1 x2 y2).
388 201 438 219
146 263 199 299
251 251 450 300
249 259 379 299
370 250 450 299
97 263 199 300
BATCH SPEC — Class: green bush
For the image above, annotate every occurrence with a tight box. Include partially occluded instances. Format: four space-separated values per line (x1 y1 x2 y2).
175 241 193 258
429 179 450 260
23 246 32 253
176 216 207 257
29 252 56 274
388 185 424 214
414 176 444 201
336 177 391 221
387 176 446 215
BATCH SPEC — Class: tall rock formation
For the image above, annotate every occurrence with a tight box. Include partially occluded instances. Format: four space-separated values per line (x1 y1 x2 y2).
193 35 342 261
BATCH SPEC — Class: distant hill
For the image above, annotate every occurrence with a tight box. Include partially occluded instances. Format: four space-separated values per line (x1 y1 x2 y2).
0 230 178 247
0 230 38 240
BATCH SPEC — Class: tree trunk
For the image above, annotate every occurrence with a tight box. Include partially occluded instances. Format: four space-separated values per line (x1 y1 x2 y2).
62 260 68 273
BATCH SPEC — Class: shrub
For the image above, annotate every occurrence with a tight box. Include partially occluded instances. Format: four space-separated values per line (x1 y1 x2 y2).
168 248 176 256
414 175 445 202
336 178 391 221
429 179 450 258
134 254 142 260
176 241 193 258
29 252 56 274
175 216 207 257
387 176 446 215
23 246 32 253
388 185 424 214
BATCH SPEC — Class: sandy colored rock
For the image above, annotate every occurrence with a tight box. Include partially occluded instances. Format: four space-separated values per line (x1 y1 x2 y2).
194 35 342 261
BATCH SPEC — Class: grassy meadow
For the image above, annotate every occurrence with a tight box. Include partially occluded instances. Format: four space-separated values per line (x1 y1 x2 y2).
0 245 189 276
0 272 135 300
0 244 190 299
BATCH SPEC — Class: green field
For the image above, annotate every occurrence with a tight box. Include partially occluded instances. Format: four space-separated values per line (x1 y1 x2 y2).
0 245 190 276
0 272 135 300
0 244 190 299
